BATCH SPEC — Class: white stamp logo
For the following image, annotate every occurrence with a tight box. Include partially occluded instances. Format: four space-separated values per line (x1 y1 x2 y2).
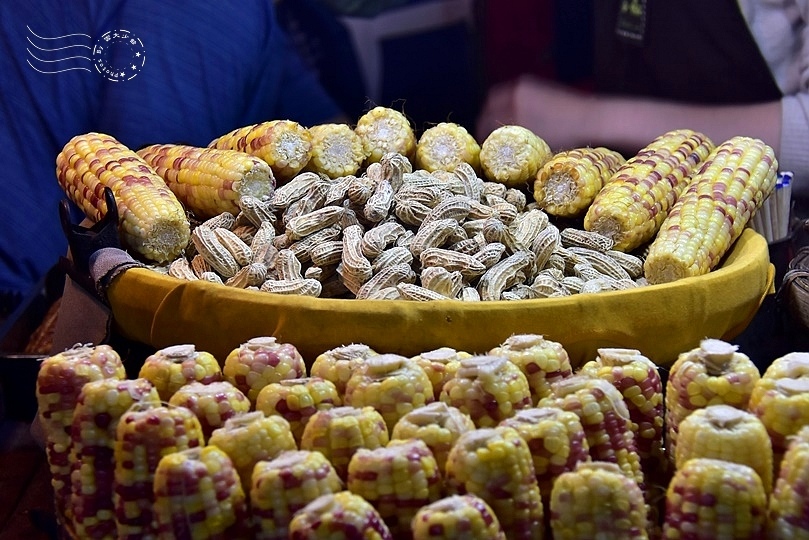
26 26 145 82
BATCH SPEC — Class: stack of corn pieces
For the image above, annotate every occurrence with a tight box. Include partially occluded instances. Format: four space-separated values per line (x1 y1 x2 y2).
36 334 809 539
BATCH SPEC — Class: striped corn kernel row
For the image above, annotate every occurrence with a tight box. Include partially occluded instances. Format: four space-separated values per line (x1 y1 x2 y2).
347 438 443 537
167 380 251 440
288 491 393 539
489 333 573 405
250 450 344 540
533 146 626 218
644 136 778 284
440 355 532 428
68 378 159 539
411 494 506 540
300 406 390 481
137 344 223 402
344 354 435 432
114 402 205 539
255 377 341 444
306 123 366 178
479 125 552 189
445 426 544 539
35 344 126 521
223 336 307 406
310 343 378 397
207 411 297 494
662 458 767 539
153 446 249 539
415 122 481 174
390 402 476 476
550 462 648 540
665 338 761 463
768 425 809 539
411 347 471 401
584 129 715 253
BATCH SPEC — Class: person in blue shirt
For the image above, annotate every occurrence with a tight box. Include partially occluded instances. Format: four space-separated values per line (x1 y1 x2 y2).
0 0 344 313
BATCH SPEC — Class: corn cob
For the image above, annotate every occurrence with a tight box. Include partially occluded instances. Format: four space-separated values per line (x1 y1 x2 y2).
354 106 417 165
665 338 760 463
310 343 378 397
306 123 366 178
56 132 191 262
662 458 767 539
538 374 645 490
579 348 665 468
300 406 390 480
35 344 126 521
550 461 648 540
534 147 626 218
444 426 544 539
67 378 159 539
644 136 778 283
209 119 313 183
411 494 507 540
137 344 223 402
223 336 307 406
583 129 714 253
136 143 276 219
347 438 443 537
478 125 552 188
344 354 434 432
114 402 205 539
748 352 809 465
251 450 344 540
153 445 249 539
499 406 591 508
390 402 475 476
488 334 573 405
674 404 773 494
411 347 471 400
167 380 251 440
255 377 341 445
414 122 481 173
287 490 393 539
440 355 533 428
768 424 809 539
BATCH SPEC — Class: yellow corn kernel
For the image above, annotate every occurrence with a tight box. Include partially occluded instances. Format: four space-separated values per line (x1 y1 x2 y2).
354 106 417 165
55 132 191 263
583 129 714 252
255 377 341 445
768 425 809 539
534 146 626 218
411 495 506 539
306 123 365 178
411 347 471 400
489 333 573 404
310 343 378 398
167 380 251 441
251 450 343 540
415 122 481 173
137 343 222 402
287 491 393 539
223 336 307 406
643 136 778 283
479 125 552 188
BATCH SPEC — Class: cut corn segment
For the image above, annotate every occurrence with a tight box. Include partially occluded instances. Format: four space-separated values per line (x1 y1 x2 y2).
136 143 275 219
411 347 471 401
137 343 222 402
306 123 365 178
251 450 343 540
643 136 777 283
287 490 393 539
255 377 341 445
310 343 378 397
550 462 648 540
662 458 767 539
56 132 191 263
583 129 714 252
489 334 573 405
167 380 251 440
479 125 552 188
223 336 307 406
354 106 417 165
347 438 443 537
444 426 544 539
665 339 760 463
209 120 313 183
114 402 204 539
768 425 809 539
411 495 507 540
415 122 481 173
534 147 626 218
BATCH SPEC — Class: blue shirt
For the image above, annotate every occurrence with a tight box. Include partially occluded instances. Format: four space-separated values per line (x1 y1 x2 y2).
0 0 341 299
